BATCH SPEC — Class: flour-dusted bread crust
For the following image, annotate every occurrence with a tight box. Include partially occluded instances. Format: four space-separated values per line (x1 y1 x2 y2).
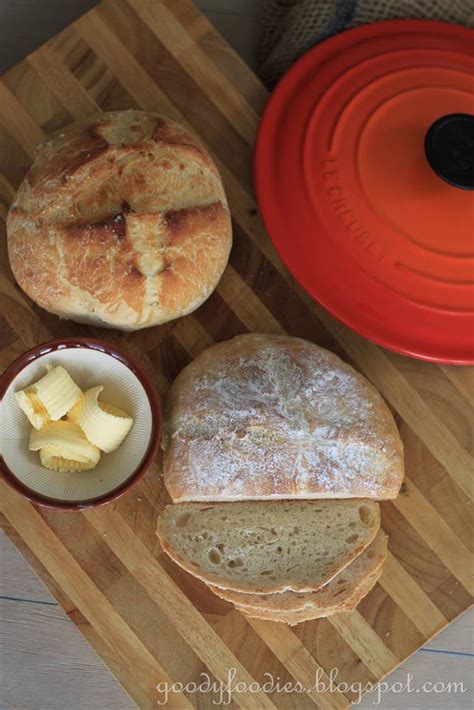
163 334 404 501
157 500 380 593
209 531 387 613
7 110 231 330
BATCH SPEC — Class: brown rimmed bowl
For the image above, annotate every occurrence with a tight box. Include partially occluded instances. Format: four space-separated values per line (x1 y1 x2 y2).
0 338 162 510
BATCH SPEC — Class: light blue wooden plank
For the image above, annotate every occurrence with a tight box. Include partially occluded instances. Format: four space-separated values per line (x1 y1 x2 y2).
0 599 135 710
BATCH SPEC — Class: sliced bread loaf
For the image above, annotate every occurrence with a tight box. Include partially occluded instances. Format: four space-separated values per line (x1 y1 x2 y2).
238 607 323 625
237 567 384 624
209 531 387 612
237 595 382 625
157 500 380 593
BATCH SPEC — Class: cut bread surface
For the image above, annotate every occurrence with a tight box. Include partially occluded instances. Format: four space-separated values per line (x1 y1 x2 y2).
236 568 383 625
209 531 387 612
157 500 380 593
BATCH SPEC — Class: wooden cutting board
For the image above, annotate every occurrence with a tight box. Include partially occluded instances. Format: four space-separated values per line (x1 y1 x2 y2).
0 1 472 707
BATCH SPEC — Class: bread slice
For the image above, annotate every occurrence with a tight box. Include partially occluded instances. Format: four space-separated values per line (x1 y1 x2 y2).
239 607 321 625
236 566 383 625
157 500 380 593
208 531 387 612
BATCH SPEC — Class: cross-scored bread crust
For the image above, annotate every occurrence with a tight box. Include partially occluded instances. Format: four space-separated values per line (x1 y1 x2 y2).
7 110 231 330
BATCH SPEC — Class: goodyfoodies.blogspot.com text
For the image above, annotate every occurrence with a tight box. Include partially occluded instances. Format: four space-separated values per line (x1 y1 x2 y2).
156 667 468 706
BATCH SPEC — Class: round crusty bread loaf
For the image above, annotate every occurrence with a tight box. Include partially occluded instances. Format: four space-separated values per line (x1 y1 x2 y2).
7 110 232 330
163 334 404 501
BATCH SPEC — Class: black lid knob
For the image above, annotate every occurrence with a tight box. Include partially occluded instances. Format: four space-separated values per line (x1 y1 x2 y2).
424 113 474 190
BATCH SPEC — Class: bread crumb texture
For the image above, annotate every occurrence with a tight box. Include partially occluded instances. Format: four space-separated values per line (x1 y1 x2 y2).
157 499 381 593
209 530 387 612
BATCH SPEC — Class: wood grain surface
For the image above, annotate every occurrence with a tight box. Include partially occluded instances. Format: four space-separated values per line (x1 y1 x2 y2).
0 1 472 708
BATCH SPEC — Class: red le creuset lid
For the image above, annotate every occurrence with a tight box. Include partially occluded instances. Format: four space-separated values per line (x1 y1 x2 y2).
254 20 474 364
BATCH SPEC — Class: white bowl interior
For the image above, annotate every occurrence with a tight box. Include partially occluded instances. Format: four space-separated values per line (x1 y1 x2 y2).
1 347 153 503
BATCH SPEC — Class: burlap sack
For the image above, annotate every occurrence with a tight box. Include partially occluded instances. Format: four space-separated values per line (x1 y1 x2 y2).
258 0 474 87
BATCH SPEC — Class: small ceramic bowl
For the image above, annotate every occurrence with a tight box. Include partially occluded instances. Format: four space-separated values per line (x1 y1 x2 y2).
0 338 161 510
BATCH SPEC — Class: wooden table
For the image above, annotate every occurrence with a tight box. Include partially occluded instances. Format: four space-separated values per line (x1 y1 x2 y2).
0 1 472 707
